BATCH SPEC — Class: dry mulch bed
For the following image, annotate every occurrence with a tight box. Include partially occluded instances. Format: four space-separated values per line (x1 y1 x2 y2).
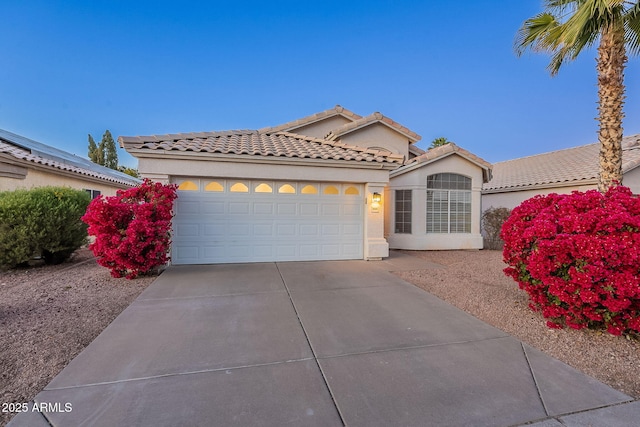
0 248 155 426
395 249 640 400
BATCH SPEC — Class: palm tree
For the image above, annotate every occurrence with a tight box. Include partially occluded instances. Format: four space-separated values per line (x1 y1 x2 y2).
429 136 451 150
516 0 640 192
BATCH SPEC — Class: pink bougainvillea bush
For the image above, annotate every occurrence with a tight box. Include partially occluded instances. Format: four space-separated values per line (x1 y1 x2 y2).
501 186 640 336
82 179 178 279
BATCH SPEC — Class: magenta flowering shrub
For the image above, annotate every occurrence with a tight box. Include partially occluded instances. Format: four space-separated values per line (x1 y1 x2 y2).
82 179 178 279
501 186 640 336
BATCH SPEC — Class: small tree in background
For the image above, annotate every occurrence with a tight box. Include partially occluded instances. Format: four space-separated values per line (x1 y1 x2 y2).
102 130 118 169
118 165 140 178
429 137 451 150
88 134 99 163
87 130 118 170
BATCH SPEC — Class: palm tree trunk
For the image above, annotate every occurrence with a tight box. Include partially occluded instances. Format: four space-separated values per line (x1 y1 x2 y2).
597 21 626 192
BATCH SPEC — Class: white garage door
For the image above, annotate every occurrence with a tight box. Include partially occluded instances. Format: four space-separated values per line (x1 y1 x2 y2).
171 178 364 264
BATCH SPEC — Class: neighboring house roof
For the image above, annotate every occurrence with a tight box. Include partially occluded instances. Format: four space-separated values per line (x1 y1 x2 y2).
483 134 640 193
118 130 404 166
392 142 492 182
325 112 422 144
0 129 140 187
258 105 362 134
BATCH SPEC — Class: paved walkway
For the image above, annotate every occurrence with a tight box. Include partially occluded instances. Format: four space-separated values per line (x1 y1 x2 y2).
10 252 639 426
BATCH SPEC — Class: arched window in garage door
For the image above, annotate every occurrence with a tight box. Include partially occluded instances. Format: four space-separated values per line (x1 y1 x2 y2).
178 181 198 191
205 181 224 192
230 182 249 192
344 186 360 195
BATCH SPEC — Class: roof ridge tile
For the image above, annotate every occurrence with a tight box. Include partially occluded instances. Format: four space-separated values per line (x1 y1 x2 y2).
325 112 421 143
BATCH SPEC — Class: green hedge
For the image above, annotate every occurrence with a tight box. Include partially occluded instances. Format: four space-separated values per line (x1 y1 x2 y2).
0 187 91 269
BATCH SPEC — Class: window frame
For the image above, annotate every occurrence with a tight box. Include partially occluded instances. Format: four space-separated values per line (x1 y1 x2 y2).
394 189 412 234
426 173 471 234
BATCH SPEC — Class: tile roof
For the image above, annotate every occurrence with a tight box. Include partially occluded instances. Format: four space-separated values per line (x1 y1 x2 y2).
0 136 140 187
258 105 362 134
409 145 426 156
483 134 640 192
118 130 404 165
393 142 492 181
325 112 421 143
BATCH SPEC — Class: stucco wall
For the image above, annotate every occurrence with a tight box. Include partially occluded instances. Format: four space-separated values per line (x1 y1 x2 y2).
386 155 485 250
288 116 353 139
138 156 390 184
0 167 126 196
481 184 596 212
338 124 410 159
621 168 640 194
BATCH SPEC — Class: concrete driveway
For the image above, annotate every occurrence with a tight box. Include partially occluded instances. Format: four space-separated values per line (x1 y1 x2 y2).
10 252 638 426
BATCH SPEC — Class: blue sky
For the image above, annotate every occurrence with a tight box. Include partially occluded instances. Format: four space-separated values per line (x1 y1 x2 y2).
2 1 640 168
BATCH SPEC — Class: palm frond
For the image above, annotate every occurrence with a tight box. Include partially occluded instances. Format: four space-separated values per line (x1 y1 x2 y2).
624 1 640 55
515 13 560 56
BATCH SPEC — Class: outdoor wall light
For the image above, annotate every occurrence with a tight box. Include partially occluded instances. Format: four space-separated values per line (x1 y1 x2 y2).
372 192 381 203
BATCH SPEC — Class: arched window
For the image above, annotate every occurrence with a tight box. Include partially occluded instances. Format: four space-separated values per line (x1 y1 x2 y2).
278 184 296 194
301 185 318 194
178 181 198 191
344 186 360 195
323 185 339 195
230 182 249 192
205 181 224 192
255 183 273 193
426 173 471 233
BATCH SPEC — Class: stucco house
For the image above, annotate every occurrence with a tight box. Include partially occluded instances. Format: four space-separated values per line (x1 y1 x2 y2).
387 143 492 250
0 129 140 196
482 134 640 211
119 105 492 265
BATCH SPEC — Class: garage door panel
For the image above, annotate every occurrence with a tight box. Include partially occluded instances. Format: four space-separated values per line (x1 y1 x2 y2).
276 224 296 236
321 224 340 235
202 245 229 259
176 201 200 214
202 201 225 214
229 202 251 214
252 245 273 257
202 224 225 236
276 245 297 257
342 243 362 256
173 246 200 263
299 245 319 256
322 204 340 216
176 224 199 237
321 244 340 256
229 224 251 236
299 224 319 236
277 203 297 215
300 203 319 215
254 203 274 214
253 224 274 236
343 204 362 216
172 180 364 264
342 224 362 236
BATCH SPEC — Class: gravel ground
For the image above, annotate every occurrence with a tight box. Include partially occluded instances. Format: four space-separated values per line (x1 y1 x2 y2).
0 248 155 426
395 249 640 401
1 248 638 425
